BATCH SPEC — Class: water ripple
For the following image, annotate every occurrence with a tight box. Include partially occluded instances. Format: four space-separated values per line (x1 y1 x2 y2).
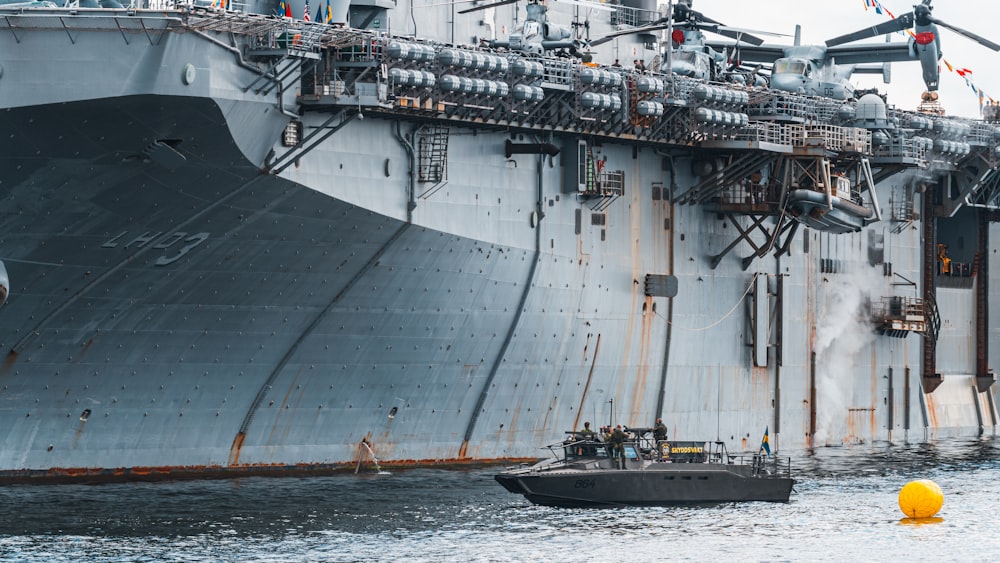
1 438 999 561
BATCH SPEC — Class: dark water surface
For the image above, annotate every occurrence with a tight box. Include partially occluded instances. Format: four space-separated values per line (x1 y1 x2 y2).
1 439 999 561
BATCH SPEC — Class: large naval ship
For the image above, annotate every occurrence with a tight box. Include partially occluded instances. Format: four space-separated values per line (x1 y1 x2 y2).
1 0 999 482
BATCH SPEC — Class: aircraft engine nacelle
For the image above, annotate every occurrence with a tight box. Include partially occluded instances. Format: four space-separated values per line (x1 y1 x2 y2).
544 23 570 42
907 26 941 92
0 260 8 306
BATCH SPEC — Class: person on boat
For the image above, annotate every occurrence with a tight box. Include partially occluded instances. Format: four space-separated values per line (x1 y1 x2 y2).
653 418 667 442
578 421 597 455
610 425 627 469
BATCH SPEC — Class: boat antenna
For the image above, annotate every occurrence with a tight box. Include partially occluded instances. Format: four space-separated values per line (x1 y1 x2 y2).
608 398 614 428
716 366 721 442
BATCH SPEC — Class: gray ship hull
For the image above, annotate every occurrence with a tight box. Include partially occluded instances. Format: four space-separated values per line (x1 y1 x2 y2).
0 6 998 482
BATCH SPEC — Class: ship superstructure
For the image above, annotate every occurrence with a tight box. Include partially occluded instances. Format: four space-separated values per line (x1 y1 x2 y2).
0 1 998 482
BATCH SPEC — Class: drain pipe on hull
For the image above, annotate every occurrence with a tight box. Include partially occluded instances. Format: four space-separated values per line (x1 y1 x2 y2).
393 122 418 223
654 152 676 419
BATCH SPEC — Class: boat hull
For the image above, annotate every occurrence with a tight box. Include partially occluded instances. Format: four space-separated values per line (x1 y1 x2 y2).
786 189 874 234
495 464 794 507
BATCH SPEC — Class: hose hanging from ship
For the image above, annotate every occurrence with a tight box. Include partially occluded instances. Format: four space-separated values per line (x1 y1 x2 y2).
0 259 8 306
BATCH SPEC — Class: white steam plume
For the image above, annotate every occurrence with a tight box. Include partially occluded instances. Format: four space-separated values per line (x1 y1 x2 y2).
813 268 881 446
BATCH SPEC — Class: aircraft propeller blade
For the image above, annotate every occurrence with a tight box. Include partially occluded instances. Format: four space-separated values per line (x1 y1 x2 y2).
825 14 914 47
930 17 1000 51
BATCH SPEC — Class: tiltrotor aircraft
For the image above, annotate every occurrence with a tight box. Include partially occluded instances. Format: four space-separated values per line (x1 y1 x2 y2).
716 26 892 100
718 0 999 101
825 0 1000 101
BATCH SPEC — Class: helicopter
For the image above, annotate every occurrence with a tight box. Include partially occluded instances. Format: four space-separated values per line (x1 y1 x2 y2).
662 21 771 84
460 0 612 56
824 0 1000 101
588 0 771 82
462 0 768 70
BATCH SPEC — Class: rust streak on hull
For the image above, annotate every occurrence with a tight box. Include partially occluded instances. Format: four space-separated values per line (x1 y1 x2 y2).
0 457 540 485
227 431 246 466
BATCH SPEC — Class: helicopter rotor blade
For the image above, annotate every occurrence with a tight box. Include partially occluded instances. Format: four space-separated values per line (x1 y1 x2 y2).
699 25 767 46
670 3 773 45
549 0 614 12
588 21 672 47
930 17 1000 51
587 19 777 49
457 0 518 15
672 3 721 26
825 13 914 47
713 26 789 39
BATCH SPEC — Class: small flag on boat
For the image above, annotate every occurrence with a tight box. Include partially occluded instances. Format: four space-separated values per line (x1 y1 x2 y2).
760 427 771 456
304 0 311 21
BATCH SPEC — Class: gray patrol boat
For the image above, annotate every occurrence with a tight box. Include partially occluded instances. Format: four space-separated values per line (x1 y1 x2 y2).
1 0 1000 483
496 429 793 507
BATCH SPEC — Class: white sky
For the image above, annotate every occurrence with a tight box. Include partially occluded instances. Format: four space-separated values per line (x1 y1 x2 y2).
699 0 1000 119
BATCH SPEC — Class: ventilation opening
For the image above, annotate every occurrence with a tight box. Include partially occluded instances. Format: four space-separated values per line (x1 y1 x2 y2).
80 408 91 421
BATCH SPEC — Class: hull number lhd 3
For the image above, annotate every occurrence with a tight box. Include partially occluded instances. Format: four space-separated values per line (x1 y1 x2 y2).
102 231 210 266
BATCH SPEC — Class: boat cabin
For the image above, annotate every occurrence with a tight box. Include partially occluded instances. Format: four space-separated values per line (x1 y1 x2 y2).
561 429 733 464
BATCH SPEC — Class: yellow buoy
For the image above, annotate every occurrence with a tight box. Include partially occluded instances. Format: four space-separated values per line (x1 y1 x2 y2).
898 479 944 518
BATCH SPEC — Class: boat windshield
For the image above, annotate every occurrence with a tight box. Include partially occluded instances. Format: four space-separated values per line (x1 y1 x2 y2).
562 441 641 460
563 438 608 459
833 175 854 199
